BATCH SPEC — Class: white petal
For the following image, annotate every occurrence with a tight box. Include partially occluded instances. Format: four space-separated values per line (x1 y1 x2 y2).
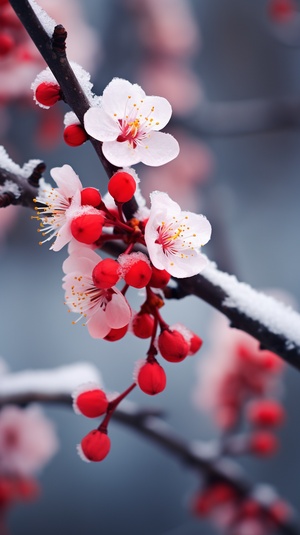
102 78 145 119
84 107 119 141
106 292 131 328
138 96 172 131
140 132 179 167
102 140 142 167
167 251 209 278
180 212 212 246
149 191 181 215
51 223 72 252
50 165 82 197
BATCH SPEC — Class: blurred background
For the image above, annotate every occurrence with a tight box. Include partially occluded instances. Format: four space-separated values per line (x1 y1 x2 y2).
1 0 300 533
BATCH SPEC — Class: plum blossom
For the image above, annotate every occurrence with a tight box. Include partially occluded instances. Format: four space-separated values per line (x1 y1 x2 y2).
144 191 211 277
35 164 98 251
0 405 58 476
84 78 179 167
62 246 131 338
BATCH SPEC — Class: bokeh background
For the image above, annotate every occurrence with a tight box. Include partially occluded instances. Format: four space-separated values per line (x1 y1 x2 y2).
1 0 300 533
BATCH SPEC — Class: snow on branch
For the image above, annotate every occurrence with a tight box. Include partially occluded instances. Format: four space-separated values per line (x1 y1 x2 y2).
166 261 300 372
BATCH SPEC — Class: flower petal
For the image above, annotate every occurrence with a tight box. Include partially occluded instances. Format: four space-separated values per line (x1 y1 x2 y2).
84 106 119 141
50 223 72 252
180 212 212 246
102 78 145 119
87 310 110 339
138 96 172 130
140 132 179 167
102 140 142 167
166 251 208 278
106 291 131 328
50 165 82 198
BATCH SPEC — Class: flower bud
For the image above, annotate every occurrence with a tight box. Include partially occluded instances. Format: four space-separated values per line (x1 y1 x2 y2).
34 82 61 107
81 187 102 207
73 386 108 418
64 124 88 147
104 324 129 342
132 312 154 339
71 212 104 244
79 430 111 462
120 254 152 289
0 32 14 57
149 266 171 288
188 333 203 355
137 360 166 395
108 171 136 203
250 431 278 456
158 329 189 363
92 258 120 289
247 400 285 427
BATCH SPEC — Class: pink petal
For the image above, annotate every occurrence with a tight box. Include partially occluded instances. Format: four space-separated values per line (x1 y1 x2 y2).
84 107 119 141
87 310 110 339
140 132 179 167
106 292 131 328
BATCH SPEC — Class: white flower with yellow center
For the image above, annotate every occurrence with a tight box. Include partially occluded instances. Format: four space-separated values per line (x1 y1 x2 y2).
84 78 179 167
145 191 212 278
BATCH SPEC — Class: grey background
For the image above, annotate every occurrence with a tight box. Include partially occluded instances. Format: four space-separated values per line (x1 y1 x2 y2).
1 1 300 534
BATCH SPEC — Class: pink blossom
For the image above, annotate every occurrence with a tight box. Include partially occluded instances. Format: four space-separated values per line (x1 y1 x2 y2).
0 405 58 476
144 191 211 277
84 78 179 167
35 164 99 251
62 246 131 339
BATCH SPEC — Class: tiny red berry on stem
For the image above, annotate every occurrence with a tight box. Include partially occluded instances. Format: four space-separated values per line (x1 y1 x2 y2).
74 388 108 418
132 312 154 339
137 360 166 395
149 266 171 288
158 329 189 363
247 400 285 428
250 431 278 456
123 259 152 289
108 171 136 203
81 187 102 207
71 213 104 244
64 124 88 147
79 430 111 462
35 82 61 107
92 258 120 289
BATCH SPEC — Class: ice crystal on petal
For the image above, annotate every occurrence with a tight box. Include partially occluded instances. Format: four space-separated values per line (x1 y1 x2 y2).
145 191 211 277
84 78 179 167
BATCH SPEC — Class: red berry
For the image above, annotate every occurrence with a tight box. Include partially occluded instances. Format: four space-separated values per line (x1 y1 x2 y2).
123 259 152 289
71 213 104 244
64 124 88 147
17 478 39 501
92 258 120 289
35 82 61 107
137 361 166 395
250 431 278 456
104 324 129 342
247 400 285 428
81 187 102 207
158 329 189 363
192 484 236 517
80 430 111 462
149 266 171 288
0 33 14 56
132 312 154 339
74 388 108 418
188 333 203 355
108 171 136 203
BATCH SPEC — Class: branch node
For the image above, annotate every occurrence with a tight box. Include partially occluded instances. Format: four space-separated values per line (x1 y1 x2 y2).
51 24 67 55
0 192 16 208
28 162 46 187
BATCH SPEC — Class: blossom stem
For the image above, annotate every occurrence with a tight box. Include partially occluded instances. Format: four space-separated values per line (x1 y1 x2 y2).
98 383 136 432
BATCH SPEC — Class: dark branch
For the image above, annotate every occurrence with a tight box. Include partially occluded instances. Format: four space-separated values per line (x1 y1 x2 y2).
0 166 42 209
0 389 297 535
